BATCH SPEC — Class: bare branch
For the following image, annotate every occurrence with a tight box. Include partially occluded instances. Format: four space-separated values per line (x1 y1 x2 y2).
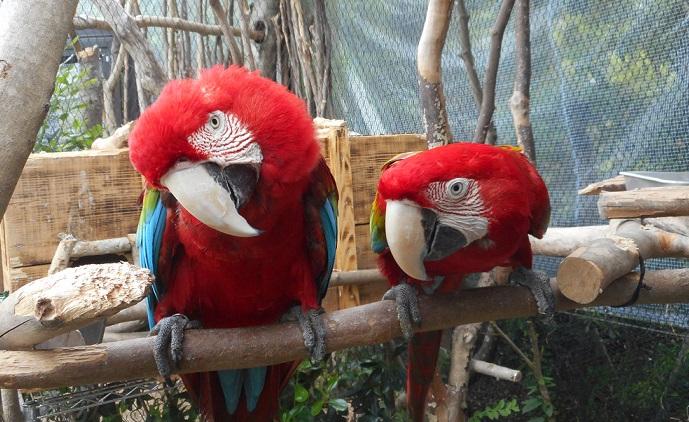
2 269 689 389
238 0 257 71
509 0 536 162
208 0 243 65
418 0 454 148
473 0 515 144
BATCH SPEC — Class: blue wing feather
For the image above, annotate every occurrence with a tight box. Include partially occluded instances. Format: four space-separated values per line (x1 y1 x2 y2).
136 189 167 329
318 194 338 300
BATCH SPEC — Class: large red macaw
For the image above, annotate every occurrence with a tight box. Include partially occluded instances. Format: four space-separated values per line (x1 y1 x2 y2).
129 66 337 421
369 143 551 421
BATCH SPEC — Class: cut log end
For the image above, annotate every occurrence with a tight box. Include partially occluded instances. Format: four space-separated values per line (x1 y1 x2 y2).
557 256 605 304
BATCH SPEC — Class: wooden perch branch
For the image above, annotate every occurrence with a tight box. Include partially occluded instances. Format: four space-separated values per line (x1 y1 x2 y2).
0 263 151 350
2 269 688 389
473 0 515 144
470 359 522 382
417 0 454 148
598 187 689 219
509 0 535 163
91 122 134 150
578 175 626 195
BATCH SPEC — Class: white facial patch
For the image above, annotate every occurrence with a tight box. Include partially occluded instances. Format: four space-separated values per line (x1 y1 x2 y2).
427 178 490 245
188 111 263 167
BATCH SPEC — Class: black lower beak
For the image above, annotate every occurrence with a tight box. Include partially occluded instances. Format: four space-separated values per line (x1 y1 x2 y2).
421 208 468 261
202 162 258 209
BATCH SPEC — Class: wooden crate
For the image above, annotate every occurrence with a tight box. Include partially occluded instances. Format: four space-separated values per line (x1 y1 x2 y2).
318 120 426 308
0 149 142 291
0 123 427 309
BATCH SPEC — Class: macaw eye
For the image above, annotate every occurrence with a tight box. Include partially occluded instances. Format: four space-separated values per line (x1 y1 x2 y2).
209 115 221 129
446 178 469 199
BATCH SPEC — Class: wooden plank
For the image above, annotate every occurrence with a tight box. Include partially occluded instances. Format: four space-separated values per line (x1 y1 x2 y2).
322 124 360 309
7 264 50 292
1 149 142 275
355 223 378 270
578 175 626 195
598 187 689 219
349 134 427 224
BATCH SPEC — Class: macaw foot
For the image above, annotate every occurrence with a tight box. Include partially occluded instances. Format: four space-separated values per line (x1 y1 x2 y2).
284 306 327 361
151 314 202 384
509 267 555 316
382 283 421 340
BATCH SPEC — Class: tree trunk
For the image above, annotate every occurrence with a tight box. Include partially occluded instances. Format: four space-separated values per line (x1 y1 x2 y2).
0 0 80 220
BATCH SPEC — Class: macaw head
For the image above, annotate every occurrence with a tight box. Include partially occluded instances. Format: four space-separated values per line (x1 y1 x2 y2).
129 65 319 236
374 143 545 281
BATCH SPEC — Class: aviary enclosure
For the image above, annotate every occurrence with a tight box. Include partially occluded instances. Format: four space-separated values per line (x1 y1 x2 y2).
0 0 688 421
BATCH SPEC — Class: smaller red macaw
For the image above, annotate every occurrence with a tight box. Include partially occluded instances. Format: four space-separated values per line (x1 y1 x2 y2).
370 143 551 421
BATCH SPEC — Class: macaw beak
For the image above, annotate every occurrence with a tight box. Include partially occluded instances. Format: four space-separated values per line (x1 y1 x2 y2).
385 200 467 281
161 161 261 237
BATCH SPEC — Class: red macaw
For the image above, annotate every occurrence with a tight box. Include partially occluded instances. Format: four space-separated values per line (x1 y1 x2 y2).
129 66 337 421
370 143 551 421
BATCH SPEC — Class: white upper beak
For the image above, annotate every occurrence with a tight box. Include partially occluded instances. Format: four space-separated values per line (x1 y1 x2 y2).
385 200 430 281
161 163 261 237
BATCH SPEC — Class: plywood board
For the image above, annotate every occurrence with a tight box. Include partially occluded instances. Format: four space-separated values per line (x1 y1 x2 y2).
349 134 426 225
1 149 142 276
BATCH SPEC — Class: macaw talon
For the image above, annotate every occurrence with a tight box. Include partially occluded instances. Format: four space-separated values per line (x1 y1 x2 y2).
150 313 202 383
382 283 422 340
286 306 327 361
509 267 555 316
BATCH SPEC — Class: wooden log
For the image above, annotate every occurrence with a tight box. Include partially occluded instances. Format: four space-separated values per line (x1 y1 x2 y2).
470 360 522 383
0 263 151 350
598 187 689 219
0 0 79 220
557 219 689 303
578 175 626 195
1 268 687 389
1 388 22 422
557 237 638 304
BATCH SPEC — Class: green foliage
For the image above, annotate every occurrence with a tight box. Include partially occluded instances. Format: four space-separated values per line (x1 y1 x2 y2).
280 343 408 421
468 399 520 422
35 60 103 153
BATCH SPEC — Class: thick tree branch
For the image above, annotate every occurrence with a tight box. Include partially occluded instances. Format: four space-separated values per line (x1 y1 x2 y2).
418 0 454 148
473 0 515 144
509 0 535 163
598 187 689 219
0 0 79 220
1 269 688 389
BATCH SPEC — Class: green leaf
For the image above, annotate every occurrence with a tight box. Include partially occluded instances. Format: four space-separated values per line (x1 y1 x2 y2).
294 384 309 403
310 399 324 416
527 417 545 422
521 398 541 414
328 398 348 412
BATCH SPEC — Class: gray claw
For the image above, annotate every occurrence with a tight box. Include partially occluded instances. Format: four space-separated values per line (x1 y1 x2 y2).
383 283 421 340
510 267 555 316
289 306 327 361
151 314 201 380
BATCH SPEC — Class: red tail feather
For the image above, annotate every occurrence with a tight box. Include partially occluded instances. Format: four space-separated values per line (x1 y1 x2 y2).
407 330 443 422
